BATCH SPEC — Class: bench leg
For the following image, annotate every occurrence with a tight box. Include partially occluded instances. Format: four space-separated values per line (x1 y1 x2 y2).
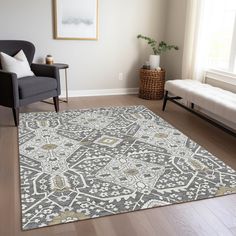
191 103 194 109
162 91 169 111
12 108 19 127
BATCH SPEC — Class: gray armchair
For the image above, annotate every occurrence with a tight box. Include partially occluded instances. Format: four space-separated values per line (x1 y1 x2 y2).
0 40 61 126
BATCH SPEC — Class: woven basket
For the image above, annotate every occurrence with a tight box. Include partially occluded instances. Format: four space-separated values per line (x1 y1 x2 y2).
139 69 165 100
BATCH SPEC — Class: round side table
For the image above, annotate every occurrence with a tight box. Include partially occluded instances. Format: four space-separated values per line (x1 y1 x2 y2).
139 69 166 100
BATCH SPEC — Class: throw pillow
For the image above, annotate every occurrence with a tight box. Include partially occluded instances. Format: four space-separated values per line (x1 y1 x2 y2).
0 50 34 78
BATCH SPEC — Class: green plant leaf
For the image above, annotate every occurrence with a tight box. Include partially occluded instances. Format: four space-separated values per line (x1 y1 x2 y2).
137 34 179 55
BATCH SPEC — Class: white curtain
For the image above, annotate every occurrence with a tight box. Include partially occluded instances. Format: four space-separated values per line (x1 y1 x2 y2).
182 0 208 82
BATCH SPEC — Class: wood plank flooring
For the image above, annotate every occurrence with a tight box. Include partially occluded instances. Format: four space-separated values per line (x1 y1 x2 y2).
0 95 236 236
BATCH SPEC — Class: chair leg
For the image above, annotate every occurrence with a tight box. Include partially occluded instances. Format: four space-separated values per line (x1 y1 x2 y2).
12 108 19 126
53 96 59 112
162 91 169 111
191 103 194 109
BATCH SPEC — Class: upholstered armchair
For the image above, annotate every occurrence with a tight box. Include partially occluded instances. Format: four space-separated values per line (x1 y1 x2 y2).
0 40 61 126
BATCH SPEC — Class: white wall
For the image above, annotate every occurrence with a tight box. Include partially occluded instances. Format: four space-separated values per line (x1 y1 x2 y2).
0 0 167 94
162 0 187 80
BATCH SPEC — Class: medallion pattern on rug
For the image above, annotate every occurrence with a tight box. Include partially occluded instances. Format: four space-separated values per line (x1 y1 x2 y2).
19 106 236 230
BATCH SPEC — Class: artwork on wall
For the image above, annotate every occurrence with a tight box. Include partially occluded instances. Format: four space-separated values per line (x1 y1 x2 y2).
53 0 98 40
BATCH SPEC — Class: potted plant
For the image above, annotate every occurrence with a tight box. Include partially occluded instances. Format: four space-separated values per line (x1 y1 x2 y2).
137 34 179 69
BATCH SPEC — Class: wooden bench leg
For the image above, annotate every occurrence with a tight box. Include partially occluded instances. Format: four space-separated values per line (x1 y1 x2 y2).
162 91 169 111
191 103 194 109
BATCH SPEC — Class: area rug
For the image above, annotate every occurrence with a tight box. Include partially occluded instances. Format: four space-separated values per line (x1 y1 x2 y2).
19 106 236 230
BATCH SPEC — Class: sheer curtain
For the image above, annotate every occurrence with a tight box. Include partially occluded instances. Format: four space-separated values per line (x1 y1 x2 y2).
182 0 236 81
182 0 207 82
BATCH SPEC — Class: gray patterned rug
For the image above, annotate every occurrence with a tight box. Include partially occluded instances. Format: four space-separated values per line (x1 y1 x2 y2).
19 106 236 230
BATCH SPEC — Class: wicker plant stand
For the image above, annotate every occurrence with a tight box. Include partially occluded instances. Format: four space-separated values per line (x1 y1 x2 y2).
139 68 166 100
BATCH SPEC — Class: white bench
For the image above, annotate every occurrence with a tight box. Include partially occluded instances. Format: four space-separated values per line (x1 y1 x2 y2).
163 79 236 132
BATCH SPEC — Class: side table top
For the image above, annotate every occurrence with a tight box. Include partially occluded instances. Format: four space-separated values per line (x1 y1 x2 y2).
51 63 69 69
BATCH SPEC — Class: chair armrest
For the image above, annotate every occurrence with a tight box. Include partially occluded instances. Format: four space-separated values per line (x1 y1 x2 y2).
31 64 61 95
0 70 19 108
31 63 60 79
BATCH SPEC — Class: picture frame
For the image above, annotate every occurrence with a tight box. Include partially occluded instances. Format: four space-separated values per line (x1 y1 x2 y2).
53 0 98 40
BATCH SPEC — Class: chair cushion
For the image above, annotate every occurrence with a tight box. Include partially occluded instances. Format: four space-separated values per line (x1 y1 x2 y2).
18 76 57 99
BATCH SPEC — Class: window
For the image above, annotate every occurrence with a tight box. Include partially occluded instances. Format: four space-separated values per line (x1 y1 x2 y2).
203 0 236 74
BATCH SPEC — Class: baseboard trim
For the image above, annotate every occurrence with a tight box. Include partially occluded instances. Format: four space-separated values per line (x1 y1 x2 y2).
61 88 139 98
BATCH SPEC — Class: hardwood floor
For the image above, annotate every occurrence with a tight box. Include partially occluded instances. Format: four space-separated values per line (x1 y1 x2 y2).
0 95 236 236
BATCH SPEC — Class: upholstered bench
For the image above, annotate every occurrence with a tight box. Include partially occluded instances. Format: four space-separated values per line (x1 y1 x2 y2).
162 79 236 132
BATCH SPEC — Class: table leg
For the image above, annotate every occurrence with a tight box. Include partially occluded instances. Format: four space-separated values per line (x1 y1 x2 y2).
58 68 69 103
65 68 69 103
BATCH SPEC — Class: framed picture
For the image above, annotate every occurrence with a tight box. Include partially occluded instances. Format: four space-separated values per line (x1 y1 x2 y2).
53 0 98 40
